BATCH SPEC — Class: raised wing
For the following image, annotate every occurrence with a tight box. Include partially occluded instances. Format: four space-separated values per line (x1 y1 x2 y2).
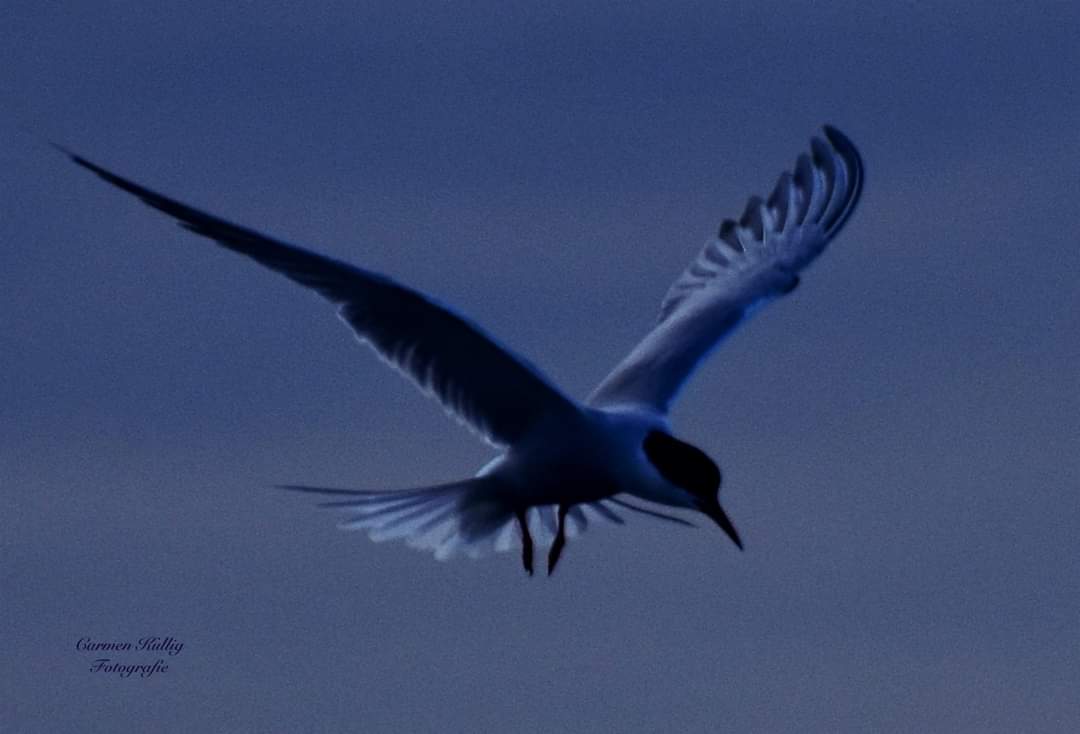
589 126 863 413
65 150 579 447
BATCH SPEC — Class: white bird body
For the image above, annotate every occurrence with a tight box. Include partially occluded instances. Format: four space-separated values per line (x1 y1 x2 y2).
478 405 679 508
64 125 863 574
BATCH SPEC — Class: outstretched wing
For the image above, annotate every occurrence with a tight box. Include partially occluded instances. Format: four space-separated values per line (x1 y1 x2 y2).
589 126 863 413
65 150 579 447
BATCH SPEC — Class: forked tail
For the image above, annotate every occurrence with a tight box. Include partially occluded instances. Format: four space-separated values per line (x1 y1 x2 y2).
280 479 694 561
281 478 510 560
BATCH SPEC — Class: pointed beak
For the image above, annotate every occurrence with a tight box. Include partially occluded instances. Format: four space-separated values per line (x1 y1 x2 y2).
702 501 743 550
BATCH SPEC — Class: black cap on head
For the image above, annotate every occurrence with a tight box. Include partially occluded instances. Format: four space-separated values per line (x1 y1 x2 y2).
643 431 742 550
643 431 719 496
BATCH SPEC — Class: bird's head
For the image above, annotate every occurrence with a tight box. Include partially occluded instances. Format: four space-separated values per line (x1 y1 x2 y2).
642 430 743 550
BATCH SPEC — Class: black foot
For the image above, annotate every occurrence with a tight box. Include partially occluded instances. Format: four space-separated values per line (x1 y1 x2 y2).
516 509 533 576
547 504 570 576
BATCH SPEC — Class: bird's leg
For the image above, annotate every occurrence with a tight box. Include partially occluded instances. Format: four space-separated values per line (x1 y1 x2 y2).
516 509 533 576
547 504 570 576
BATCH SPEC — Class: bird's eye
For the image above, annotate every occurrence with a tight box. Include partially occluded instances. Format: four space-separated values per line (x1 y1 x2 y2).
642 431 721 498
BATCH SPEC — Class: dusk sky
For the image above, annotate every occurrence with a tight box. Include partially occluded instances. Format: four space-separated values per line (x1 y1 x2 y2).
4 2 1079 731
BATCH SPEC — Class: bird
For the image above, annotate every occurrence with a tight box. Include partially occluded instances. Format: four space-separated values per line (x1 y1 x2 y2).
62 126 863 576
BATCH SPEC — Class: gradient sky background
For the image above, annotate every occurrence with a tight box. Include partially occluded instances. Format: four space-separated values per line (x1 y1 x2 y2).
3 2 1079 732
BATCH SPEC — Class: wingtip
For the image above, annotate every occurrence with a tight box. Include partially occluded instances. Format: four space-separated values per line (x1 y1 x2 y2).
53 143 122 183
821 125 864 172
821 124 851 148
48 140 74 158
49 140 88 167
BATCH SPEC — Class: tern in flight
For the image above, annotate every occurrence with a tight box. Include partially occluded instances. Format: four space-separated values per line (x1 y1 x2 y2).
64 126 862 575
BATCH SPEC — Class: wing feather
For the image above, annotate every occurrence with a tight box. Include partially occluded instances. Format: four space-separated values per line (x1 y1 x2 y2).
589 126 863 413
64 150 578 446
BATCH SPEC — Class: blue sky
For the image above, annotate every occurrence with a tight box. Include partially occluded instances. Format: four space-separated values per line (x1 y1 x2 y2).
3 2 1079 731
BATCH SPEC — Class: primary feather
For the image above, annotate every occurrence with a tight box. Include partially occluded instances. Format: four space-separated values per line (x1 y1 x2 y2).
61 148 578 448
589 126 863 413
